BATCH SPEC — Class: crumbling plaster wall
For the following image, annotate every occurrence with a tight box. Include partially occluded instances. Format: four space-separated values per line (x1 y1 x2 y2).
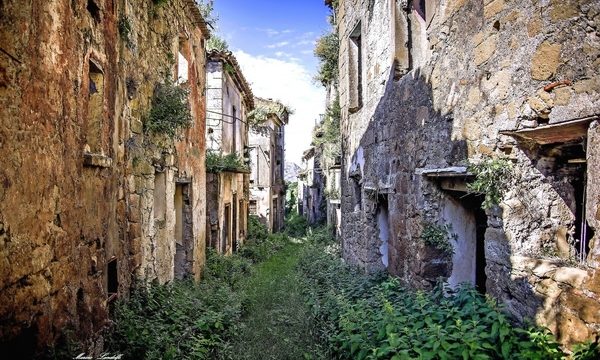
0 0 207 352
339 0 600 345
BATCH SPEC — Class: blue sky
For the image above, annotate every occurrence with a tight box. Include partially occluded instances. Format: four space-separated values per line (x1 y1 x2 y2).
212 0 332 164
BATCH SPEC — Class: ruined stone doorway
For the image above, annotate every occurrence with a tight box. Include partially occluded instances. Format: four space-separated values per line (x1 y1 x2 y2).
443 192 487 293
174 182 192 279
223 204 231 254
376 194 390 268
233 194 238 252
573 163 593 262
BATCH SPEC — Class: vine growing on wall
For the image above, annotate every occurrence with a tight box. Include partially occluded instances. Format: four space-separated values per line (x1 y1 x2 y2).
206 151 250 173
314 32 339 86
247 102 293 126
421 222 456 255
145 82 192 137
467 157 514 210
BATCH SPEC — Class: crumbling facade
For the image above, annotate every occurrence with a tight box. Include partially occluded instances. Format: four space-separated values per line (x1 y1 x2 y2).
205 50 253 254
0 0 208 354
337 0 600 346
298 147 327 225
249 98 288 232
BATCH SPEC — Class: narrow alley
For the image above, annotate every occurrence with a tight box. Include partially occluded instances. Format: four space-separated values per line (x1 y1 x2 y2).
1 0 600 359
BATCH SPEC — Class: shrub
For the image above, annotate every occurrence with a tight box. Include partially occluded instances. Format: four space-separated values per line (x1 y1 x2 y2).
205 151 249 173
284 212 309 238
297 240 571 360
468 157 513 210
145 82 192 137
314 32 339 86
420 222 455 255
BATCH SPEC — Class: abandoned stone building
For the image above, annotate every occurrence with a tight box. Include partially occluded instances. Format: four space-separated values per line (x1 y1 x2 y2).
0 0 209 354
205 50 253 254
298 146 327 225
249 98 288 232
337 0 600 346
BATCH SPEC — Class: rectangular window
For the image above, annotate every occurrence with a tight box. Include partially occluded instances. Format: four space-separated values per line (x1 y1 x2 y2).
232 105 237 153
87 60 104 153
249 200 257 215
349 22 363 112
107 258 118 301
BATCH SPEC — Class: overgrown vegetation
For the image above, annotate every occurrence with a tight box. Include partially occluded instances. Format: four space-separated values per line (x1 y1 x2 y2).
205 151 250 173
145 82 192 137
247 101 293 126
314 32 339 86
195 0 218 27
118 15 132 46
206 35 229 52
284 212 309 238
421 222 456 255
312 97 341 167
106 220 290 359
297 234 598 360
468 157 514 210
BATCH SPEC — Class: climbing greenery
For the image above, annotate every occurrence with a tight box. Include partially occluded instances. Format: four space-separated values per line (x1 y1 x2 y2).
468 157 514 210
205 151 249 173
297 235 597 360
312 97 341 166
195 0 218 27
314 31 339 86
421 222 456 255
206 35 229 52
118 15 132 46
247 101 293 126
145 82 192 137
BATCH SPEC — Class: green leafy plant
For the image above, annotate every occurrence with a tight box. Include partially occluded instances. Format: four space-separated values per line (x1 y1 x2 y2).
314 32 339 86
206 35 229 52
145 82 192 137
296 240 571 360
118 15 132 46
421 222 456 255
152 0 169 6
284 212 309 238
312 97 341 167
195 0 218 27
205 151 249 173
468 157 514 210
247 101 293 126
571 340 600 360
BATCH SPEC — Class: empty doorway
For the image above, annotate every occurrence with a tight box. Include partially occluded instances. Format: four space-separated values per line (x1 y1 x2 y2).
223 204 231 254
174 182 192 279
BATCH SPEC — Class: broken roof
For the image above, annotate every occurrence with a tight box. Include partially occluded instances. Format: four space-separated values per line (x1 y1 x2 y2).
207 50 254 110
184 0 211 37
251 97 290 126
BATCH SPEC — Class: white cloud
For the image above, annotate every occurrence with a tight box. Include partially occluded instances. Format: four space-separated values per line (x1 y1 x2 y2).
266 41 290 49
234 50 325 165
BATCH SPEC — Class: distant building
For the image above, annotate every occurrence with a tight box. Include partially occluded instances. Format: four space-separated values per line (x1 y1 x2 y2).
205 50 254 254
249 98 289 232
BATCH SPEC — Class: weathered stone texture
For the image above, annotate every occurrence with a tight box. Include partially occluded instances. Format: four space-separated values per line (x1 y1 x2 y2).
339 0 600 346
0 0 208 354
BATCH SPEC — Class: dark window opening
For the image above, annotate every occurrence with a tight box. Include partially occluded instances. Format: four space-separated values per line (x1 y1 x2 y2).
223 204 231 254
107 258 118 299
352 178 362 211
249 200 257 215
87 0 101 23
573 164 593 262
414 0 426 20
349 22 363 112
232 105 237 153
233 194 238 252
174 183 192 279
87 60 104 153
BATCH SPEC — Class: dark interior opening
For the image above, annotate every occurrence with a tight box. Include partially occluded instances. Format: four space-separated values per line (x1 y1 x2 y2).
107 258 118 297
233 194 238 252
223 204 230 254
87 0 101 23
573 164 593 262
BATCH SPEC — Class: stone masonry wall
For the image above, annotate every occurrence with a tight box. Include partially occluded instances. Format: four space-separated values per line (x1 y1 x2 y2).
0 0 207 354
338 0 600 346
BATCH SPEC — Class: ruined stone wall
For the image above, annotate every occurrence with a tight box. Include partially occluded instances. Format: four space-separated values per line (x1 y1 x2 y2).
338 0 600 345
0 0 207 353
206 172 247 254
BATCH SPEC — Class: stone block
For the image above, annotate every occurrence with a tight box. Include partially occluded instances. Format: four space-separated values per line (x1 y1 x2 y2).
550 0 579 21
484 0 505 19
474 35 497 65
531 42 562 80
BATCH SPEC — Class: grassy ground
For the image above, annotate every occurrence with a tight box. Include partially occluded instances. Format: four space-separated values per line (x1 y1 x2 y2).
232 242 326 360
